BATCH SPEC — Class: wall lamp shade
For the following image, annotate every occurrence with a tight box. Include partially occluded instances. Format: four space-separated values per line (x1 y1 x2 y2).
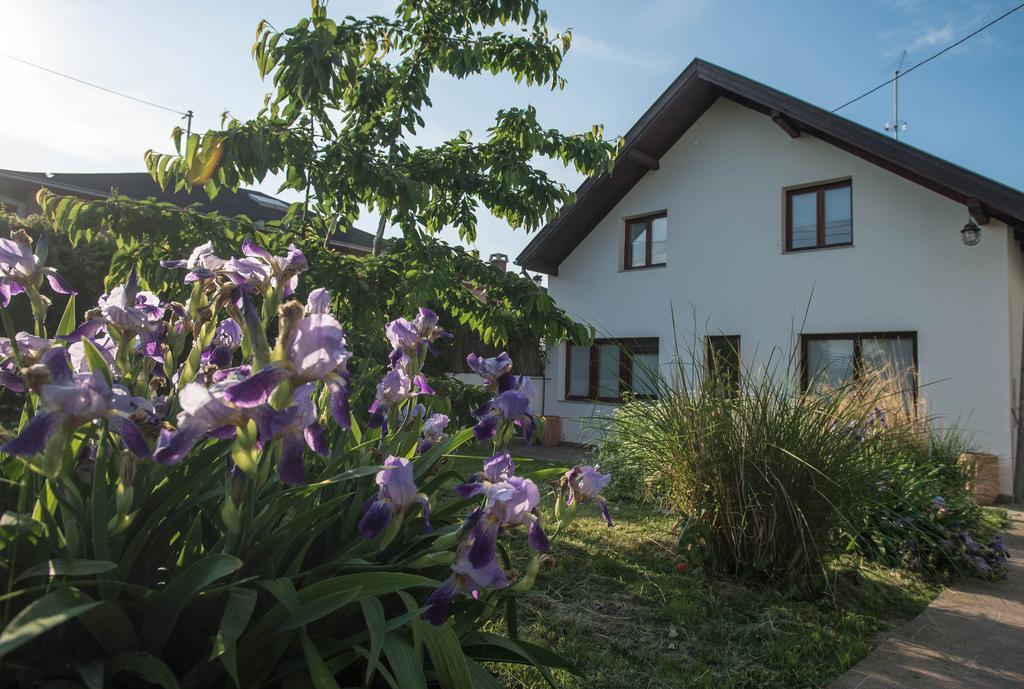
961 220 981 246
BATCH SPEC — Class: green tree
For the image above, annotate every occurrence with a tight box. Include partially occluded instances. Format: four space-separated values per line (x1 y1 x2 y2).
147 0 619 253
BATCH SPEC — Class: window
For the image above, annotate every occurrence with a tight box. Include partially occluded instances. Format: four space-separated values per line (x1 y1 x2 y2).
786 180 852 251
705 335 741 390
566 338 659 401
624 212 667 269
801 332 917 397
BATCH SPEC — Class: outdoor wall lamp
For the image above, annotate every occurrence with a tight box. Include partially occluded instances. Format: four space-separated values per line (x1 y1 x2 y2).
961 219 981 246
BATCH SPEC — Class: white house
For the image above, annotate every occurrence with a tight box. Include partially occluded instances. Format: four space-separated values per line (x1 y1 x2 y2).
515 59 1024 498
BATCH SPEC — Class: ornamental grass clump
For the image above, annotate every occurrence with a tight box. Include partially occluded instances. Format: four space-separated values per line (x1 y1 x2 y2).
600 346 894 589
0 231 608 687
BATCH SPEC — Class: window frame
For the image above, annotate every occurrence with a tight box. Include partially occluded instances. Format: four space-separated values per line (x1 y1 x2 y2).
800 331 918 398
623 211 668 270
785 179 853 252
705 335 741 390
565 337 659 402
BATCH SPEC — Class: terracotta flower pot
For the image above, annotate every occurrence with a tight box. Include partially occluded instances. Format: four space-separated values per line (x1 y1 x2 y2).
540 415 561 447
959 452 1000 506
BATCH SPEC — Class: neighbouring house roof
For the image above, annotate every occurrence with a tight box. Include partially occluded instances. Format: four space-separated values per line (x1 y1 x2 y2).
516 58 1024 274
0 168 375 253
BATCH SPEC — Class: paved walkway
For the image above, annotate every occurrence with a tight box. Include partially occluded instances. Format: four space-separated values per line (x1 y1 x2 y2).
510 440 594 464
831 506 1024 688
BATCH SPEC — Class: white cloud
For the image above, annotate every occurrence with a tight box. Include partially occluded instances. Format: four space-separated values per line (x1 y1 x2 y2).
565 32 668 71
909 24 953 50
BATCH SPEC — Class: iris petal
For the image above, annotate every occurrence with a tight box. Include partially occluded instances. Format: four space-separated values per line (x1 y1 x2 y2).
358 499 393 540
224 366 288 407
1 411 62 457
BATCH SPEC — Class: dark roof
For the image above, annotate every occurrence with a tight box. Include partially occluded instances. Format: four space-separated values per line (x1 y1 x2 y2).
516 59 1024 274
0 168 375 251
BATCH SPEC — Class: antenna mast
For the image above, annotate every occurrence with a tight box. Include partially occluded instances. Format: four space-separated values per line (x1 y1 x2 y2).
884 50 908 140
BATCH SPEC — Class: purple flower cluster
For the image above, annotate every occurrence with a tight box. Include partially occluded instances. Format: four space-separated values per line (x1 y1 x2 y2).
467 353 537 444
367 308 447 431
0 233 75 307
359 456 431 539
425 450 549 625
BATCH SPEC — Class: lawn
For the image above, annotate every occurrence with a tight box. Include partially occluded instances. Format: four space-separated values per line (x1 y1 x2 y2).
488 502 941 689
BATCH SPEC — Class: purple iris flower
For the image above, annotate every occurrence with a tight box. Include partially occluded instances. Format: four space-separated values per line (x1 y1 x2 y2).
423 536 509 626
96 278 163 336
467 475 548 568
160 242 227 282
68 333 117 373
201 318 242 369
565 465 613 526
306 287 331 314
358 456 431 539
153 369 255 465
367 368 416 430
455 450 515 499
0 234 76 307
221 240 307 296
0 348 150 460
225 291 351 428
472 389 535 442
466 352 514 391
0 333 55 392
252 384 327 485
386 308 449 357
417 413 450 454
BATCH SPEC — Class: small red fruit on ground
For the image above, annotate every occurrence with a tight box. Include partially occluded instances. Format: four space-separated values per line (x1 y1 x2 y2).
674 561 687 572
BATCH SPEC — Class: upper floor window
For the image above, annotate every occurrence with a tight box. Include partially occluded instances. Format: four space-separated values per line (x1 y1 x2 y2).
786 180 852 251
566 337 659 402
624 212 667 269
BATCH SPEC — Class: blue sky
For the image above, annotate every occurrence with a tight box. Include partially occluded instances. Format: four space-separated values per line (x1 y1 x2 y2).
1 1 1021 268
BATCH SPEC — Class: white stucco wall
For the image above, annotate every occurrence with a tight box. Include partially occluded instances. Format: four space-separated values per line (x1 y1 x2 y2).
544 97 1022 493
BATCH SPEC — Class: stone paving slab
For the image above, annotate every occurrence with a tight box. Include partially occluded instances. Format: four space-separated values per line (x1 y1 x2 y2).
830 506 1024 689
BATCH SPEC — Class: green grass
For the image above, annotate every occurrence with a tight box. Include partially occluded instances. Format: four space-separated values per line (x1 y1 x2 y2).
490 502 941 689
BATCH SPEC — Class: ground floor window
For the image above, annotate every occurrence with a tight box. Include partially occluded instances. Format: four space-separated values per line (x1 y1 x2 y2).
566 337 659 402
801 332 917 396
705 335 741 390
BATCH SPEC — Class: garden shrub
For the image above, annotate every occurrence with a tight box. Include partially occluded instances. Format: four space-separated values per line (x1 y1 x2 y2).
855 425 1010 580
599 341 1009 588
0 231 610 687
599 349 885 589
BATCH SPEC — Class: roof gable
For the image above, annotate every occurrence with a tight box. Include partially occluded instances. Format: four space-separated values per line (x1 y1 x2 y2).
516 59 1024 274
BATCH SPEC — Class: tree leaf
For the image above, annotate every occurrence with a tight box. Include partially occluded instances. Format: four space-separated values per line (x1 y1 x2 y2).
0 588 100 659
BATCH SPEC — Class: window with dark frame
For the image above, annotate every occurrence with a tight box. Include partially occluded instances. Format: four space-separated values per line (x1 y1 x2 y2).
786 180 852 251
801 332 917 399
705 335 741 390
624 212 667 269
566 338 659 402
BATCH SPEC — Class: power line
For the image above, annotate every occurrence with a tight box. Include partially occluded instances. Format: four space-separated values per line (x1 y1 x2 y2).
832 2 1024 113
0 51 189 116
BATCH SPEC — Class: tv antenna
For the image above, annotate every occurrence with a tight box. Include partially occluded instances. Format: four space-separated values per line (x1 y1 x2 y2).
884 50 908 140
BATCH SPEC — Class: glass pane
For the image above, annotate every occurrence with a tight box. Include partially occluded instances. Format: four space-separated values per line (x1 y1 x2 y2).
630 351 660 396
806 338 854 391
650 216 667 265
862 336 916 397
824 185 852 245
597 344 620 398
790 191 818 249
568 345 590 397
628 222 647 267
